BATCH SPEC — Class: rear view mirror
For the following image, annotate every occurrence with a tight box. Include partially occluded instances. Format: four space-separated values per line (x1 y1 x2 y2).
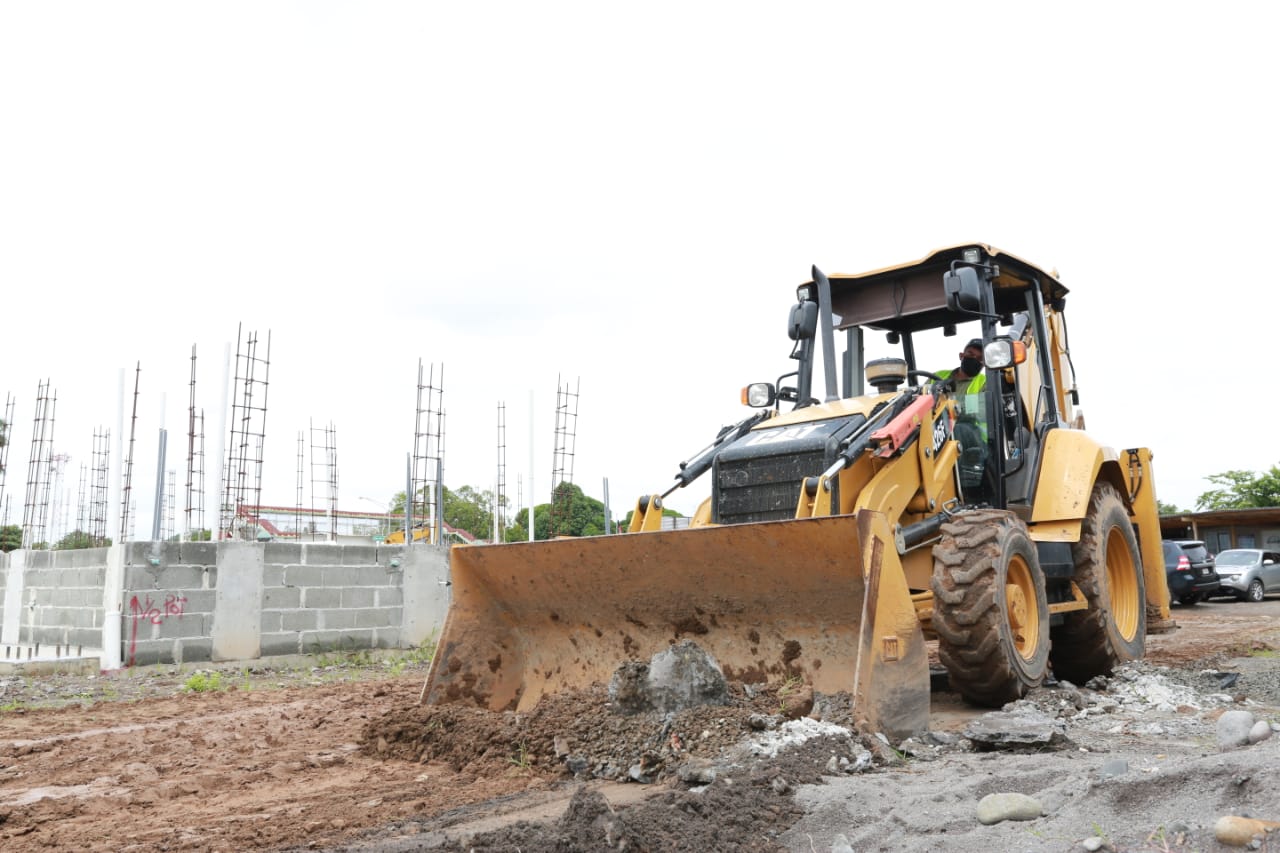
944 267 983 312
788 300 819 341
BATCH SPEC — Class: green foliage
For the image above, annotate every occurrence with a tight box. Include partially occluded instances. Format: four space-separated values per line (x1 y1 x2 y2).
1196 465 1280 510
181 671 225 693
1156 500 1183 515
53 529 111 550
0 524 21 553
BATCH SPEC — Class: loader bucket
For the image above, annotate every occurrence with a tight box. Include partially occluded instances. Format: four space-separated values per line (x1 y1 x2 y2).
423 510 930 738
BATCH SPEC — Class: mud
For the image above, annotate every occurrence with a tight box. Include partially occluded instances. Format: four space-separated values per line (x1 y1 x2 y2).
0 600 1277 851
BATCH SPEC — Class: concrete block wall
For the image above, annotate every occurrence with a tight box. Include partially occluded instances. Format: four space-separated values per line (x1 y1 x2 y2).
123 541 219 666
1 547 112 650
1 540 450 667
258 543 406 657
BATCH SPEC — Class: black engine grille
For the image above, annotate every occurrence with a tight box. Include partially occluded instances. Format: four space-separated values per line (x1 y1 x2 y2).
711 416 865 525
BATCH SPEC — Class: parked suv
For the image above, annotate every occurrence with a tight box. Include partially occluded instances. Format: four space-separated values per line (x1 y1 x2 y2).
1162 539 1220 605
1209 549 1280 602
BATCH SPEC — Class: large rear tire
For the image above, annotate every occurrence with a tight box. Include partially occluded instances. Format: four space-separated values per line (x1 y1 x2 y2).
931 509 1050 707
1049 483 1146 684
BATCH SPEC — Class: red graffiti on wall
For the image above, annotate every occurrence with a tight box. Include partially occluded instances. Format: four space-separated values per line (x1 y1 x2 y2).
127 594 188 667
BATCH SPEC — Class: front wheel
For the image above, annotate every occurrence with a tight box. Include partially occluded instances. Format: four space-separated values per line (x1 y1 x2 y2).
931 509 1051 707
1049 483 1146 685
1247 579 1266 602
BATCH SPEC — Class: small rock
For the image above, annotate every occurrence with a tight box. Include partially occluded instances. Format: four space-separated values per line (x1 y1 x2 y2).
747 713 771 731
965 708 1070 750
1218 710 1257 750
830 834 855 853
926 730 959 746
976 792 1042 825
1248 720 1272 744
770 776 791 795
1081 836 1105 851
1098 759 1128 779
677 759 717 785
553 735 571 758
825 755 840 774
1214 815 1280 846
565 755 589 776
627 763 651 784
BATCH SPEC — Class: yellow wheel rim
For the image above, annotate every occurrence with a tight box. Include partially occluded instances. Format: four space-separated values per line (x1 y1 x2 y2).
1006 555 1040 661
1105 527 1140 641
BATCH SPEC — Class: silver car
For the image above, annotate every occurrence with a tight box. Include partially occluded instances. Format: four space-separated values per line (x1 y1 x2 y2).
1212 549 1280 602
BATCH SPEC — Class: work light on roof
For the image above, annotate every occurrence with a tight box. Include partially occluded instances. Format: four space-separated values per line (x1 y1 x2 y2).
962 247 983 264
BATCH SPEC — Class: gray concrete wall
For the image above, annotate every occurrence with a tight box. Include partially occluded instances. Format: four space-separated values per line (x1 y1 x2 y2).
2 546 112 651
1 540 451 666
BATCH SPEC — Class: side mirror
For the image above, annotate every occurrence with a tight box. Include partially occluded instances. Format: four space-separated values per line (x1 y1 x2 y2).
944 267 984 312
788 300 819 341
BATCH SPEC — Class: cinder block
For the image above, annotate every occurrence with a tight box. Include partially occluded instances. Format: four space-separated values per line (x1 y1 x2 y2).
377 587 404 607
175 637 213 664
302 587 340 609
207 567 218 588
264 587 302 609
339 545 378 566
68 626 101 649
283 565 325 587
158 613 207 640
179 542 217 566
341 588 375 609
129 637 183 666
261 632 303 657
371 627 401 649
301 543 343 566
323 565 386 586
300 630 347 653
265 542 303 566
263 565 285 586
157 565 203 590
355 608 395 629
26 551 52 569
176 590 216 615
281 610 318 632
319 609 356 630
162 541 186 565
258 611 282 633
125 566 159 590
127 542 154 566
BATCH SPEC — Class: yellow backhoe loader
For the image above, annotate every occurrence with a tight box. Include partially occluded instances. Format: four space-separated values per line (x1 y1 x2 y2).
423 245 1170 738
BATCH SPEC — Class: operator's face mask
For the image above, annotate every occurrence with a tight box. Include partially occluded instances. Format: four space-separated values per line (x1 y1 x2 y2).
960 355 983 377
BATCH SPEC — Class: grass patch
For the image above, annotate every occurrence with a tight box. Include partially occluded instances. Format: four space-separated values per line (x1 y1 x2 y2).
181 671 225 693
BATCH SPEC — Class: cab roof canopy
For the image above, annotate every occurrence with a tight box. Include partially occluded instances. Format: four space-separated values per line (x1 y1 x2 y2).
818 244 1069 335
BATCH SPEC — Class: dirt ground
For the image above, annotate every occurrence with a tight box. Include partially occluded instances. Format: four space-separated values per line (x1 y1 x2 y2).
1 600 1279 852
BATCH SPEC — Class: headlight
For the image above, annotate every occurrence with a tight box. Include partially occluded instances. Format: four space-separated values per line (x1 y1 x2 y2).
742 383 775 408
983 338 1027 370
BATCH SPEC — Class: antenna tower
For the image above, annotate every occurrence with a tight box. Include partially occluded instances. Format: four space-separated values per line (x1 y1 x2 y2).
222 326 272 539
549 374 580 537
411 360 445 542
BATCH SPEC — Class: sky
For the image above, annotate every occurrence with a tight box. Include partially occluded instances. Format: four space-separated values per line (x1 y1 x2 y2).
1 2 1277 542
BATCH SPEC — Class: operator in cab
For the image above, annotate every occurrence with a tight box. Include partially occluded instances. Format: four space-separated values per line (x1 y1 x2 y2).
936 338 989 494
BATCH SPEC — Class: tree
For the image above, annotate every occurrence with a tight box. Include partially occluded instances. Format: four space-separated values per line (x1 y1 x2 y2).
1196 465 1280 511
0 524 20 553
388 484 508 540
53 530 111 550
1157 500 1184 515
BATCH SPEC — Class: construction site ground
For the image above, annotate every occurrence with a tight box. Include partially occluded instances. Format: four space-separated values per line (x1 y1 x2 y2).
3 599 1280 852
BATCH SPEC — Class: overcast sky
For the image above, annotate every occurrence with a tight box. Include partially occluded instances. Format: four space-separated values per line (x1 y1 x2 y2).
1 2 1277 540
